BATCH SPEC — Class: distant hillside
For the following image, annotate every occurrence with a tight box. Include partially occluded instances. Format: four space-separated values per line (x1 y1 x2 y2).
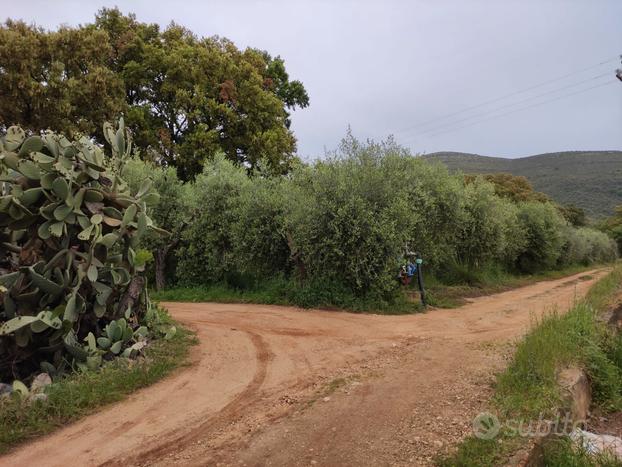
423 151 622 219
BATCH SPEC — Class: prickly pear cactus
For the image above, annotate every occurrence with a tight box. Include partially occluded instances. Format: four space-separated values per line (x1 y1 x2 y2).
0 119 162 381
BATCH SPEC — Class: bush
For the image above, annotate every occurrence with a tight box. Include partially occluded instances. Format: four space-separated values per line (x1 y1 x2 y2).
283 136 413 297
0 120 161 381
137 132 617 307
230 175 291 277
515 202 566 273
175 156 250 285
560 227 618 266
122 159 193 288
456 178 525 269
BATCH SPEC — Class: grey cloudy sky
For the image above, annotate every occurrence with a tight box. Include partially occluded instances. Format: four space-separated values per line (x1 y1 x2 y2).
4 0 622 159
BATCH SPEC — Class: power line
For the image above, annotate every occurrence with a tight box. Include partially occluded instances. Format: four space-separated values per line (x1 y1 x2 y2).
392 56 618 135
405 71 612 138
412 80 617 140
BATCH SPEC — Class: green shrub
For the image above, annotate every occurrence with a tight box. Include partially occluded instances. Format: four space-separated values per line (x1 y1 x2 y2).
455 178 525 268
140 132 616 308
0 120 162 381
231 175 291 277
176 156 250 285
283 136 413 297
122 159 193 288
515 202 566 273
560 227 618 266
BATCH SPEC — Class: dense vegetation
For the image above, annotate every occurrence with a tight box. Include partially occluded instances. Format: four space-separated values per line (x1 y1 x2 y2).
124 134 618 309
0 8 309 180
0 120 173 384
599 205 622 256
425 150 622 219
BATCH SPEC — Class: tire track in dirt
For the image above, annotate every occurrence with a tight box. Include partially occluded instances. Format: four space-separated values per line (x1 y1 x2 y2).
0 268 608 467
104 331 274 467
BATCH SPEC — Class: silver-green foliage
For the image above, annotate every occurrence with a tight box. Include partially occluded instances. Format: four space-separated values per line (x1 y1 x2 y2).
147 133 618 297
560 226 619 266
175 156 251 284
515 202 566 272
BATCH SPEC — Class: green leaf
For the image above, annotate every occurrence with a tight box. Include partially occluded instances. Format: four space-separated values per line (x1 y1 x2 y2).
19 188 43 206
5 126 25 150
87 264 98 282
85 332 97 351
137 179 153 198
84 189 104 202
98 233 118 248
12 380 29 397
0 316 39 335
64 294 78 322
49 221 64 237
17 160 41 180
52 178 69 200
77 224 94 240
40 172 56 189
134 326 148 338
28 268 63 296
18 136 43 156
97 337 111 350
32 151 55 164
122 204 137 228
53 204 72 221
110 340 122 355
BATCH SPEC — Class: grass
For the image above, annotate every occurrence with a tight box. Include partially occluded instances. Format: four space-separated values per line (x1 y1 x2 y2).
537 437 622 467
153 275 422 315
436 432 524 467
153 263 606 314
438 264 622 466
0 310 197 454
425 263 601 308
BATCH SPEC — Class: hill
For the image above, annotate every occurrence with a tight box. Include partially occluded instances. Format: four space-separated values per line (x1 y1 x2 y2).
423 150 622 219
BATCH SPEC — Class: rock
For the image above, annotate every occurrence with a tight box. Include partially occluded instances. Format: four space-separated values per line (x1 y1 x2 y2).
0 383 12 397
570 428 622 459
30 373 52 393
322 397 330 402
607 304 622 329
558 368 591 423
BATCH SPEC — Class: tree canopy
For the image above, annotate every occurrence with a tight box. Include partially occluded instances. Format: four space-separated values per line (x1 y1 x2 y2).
0 8 309 179
465 173 549 204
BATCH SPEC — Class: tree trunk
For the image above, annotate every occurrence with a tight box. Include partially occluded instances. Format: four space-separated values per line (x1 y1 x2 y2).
155 247 168 291
286 232 306 279
118 275 145 318
154 229 185 291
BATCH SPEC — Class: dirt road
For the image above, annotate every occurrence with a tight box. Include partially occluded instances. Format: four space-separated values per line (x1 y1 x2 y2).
0 269 606 466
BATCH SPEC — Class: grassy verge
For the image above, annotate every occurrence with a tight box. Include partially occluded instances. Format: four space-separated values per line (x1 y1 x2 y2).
438 265 622 466
0 310 197 454
152 263 605 313
152 275 420 314
425 263 601 308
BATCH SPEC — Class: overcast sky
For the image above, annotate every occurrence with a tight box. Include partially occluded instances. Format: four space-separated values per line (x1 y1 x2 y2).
4 1 622 159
